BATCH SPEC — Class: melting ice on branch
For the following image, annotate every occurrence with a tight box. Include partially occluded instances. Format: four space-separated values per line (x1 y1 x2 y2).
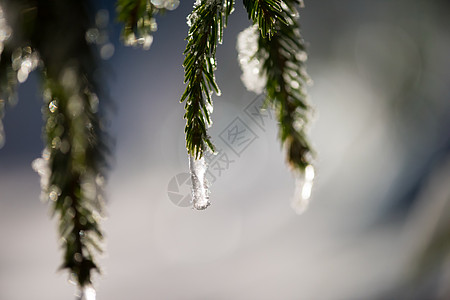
189 154 211 210
291 164 315 214
77 286 96 300
237 25 267 94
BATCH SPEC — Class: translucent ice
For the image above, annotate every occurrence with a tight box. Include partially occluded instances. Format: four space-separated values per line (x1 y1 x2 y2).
189 154 210 210
291 164 315 215
78 286 96 300
237 25 267 94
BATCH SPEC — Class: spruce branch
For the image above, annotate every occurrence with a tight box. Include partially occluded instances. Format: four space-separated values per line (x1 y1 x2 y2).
242 0 285 37
33 0 109 287
42 73 107 287
252 0 313 171
182 0 234 159
116 0 159 49
1 0 110 289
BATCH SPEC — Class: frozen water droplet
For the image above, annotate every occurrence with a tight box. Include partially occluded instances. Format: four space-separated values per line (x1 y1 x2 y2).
291 165 315 215
125 32 136 46
42 147 51 160
32 157 48 178
85 28 99 44
51 136 61 149
21 58 32 73
289 80 300 89
295 51 308 62
149 18 157 31
209 57 216 67
189 154 210 210
206 101 213 114
78 285 96 300
304 164 315 181
292 119 305 132
142 35 153 50
17 68 29 83
48 185 61 202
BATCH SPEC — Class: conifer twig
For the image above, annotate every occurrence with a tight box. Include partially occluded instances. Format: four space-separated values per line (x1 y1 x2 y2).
181 0 234 158
1 0 110 288
246 0 313 171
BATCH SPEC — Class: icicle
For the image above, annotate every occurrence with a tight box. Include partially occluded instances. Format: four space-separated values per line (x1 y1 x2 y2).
291 164 315 214
77 285 96 300
237 25 267 94
189 154 210 210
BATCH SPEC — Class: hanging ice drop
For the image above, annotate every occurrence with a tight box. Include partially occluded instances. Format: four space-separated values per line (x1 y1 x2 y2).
78 286 96 300
189 154 210 210
291 164 315 214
